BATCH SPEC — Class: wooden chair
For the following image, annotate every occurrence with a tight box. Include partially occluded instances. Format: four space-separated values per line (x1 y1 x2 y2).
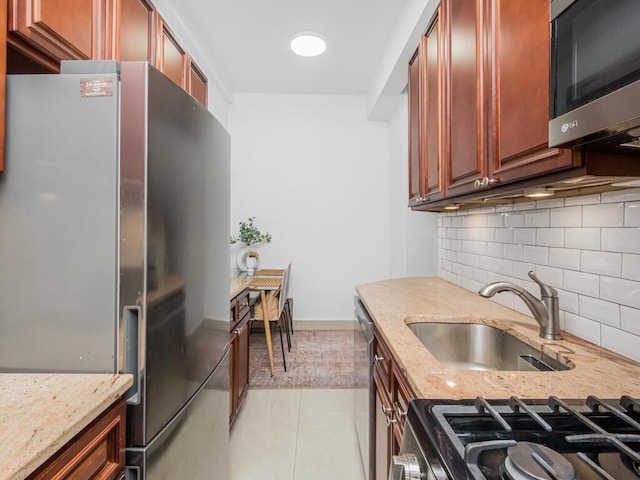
254 264 293 351
252 265 291 371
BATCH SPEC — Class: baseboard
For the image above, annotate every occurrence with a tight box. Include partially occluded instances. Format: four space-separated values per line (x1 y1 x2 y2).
293 320 355 331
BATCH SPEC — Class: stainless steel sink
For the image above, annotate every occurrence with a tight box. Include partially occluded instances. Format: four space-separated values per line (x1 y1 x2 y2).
407 322 571 371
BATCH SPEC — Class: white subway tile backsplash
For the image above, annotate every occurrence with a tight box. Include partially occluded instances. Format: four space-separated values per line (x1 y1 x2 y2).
488 214 504 228
602 228 640 254
564 312 601 345
503 244 523 261
512 262 535 280
583 203 624 227
437 188 640 363
514 228 536 245
496 204 514 212
581 250 622 277
550 206 582 227
536 228 564 247
557 289 579 315
601 325 640 363
565 194 601 206
513 201 536 211
625 202 640 227
523 246 549 265
622 254 640 281
535 265 564 288
565 228 601 250
579 296 620 327
479 256 495 270
536 198 565 209
600 276 640 309
487 243 504 258
474 268 489 283
504 212 524 227
494 258 514 276
621 306 640 336
495 228 514 244
549 248 580 270
525 210 550 228
601 188 640 203
563 270 599 297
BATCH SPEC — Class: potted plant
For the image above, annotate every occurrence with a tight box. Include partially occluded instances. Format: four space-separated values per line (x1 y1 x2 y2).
231 217 271 275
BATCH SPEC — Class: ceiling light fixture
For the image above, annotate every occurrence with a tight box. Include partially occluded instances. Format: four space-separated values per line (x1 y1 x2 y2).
443 204 460 210
289 32 327 57
524 187 555 198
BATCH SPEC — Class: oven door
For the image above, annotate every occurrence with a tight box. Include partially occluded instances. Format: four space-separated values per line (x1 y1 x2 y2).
549 0 640 147
390 420 450 480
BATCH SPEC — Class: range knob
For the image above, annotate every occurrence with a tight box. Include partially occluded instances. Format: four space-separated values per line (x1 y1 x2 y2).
388 454 422 480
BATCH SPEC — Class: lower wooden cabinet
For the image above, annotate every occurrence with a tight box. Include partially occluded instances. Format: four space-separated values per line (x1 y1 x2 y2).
230 287 251 427
28 397 126 480
372 331 415 480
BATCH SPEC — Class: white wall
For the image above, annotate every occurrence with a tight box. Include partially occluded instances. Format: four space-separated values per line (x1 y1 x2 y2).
229 94 390 321
438 190 640 362
388 93 439 278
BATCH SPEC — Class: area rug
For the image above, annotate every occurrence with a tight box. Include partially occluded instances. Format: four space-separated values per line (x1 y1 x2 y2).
249 329 355 388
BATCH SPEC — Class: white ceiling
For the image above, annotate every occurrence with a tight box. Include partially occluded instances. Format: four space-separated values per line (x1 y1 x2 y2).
177 0 407 96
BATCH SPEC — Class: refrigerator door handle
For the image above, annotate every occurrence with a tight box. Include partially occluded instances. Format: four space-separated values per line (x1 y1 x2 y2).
124 305 142 405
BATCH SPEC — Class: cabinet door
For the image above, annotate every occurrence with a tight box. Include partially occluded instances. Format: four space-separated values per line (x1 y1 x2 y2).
408 45 426 206
111 0 155 62
423 7 444 202
392 363 414 447
188 58 208 107
487 0 576 183
443 0 486 197
235 314 250 408
156 17 186 88
9 0 107 61
0 1 6 173
373 372 393 480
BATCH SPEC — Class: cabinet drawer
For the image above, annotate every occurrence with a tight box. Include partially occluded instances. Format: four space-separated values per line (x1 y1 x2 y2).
237 290 251 320
29 398 126 480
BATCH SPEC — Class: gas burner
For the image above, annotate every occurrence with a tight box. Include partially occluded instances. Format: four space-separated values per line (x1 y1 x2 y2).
501 442 576 480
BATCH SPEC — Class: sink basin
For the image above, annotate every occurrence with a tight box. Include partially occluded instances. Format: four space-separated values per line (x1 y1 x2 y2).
407 322 571 372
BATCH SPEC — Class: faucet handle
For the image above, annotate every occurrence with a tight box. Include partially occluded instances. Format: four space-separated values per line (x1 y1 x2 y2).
528 271 558 298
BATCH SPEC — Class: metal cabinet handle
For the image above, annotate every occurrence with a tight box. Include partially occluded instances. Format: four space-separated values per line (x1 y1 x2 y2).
381 403 397 426
474 179 481 189
394 402 408 419
487 178 499 186
374 354 385 364
240 302 249 307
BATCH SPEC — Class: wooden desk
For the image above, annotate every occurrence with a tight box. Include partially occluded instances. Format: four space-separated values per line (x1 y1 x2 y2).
248 276 282 376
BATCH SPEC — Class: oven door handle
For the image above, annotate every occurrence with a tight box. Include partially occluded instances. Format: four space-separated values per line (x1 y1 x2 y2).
388 454 421 480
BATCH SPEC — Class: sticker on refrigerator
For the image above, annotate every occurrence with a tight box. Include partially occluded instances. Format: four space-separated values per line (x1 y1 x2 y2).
80 78 114 97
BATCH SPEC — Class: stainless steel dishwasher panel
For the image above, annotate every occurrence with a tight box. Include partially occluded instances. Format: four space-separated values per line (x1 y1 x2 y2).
354 296 375 480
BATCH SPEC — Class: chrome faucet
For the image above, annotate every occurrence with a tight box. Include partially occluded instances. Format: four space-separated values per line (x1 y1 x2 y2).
478 271 562 340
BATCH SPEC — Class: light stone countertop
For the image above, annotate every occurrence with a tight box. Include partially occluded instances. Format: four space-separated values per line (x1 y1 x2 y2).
0 374 133 480
230 278 251 299
356 277 640 400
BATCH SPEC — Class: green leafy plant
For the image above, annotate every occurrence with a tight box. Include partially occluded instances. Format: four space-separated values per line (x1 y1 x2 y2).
230 217 272 246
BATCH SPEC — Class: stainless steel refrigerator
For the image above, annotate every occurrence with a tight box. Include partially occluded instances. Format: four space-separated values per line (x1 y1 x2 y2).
0 61 230 479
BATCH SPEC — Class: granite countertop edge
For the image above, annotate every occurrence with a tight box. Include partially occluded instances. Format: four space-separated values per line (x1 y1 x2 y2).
356 277 640 400
0 373 133 480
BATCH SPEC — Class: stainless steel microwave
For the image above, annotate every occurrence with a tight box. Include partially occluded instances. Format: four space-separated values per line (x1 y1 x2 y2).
549 0 640 149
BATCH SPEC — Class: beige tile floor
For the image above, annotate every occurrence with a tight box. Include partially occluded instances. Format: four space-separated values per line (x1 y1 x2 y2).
230 388 366 480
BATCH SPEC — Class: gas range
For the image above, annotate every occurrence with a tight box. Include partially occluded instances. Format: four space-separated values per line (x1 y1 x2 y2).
395 395 640 480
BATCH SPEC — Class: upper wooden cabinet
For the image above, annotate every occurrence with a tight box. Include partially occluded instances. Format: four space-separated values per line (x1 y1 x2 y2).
156 17 187 89
486 0 577 184
443 0 487 198
410 0 581 207
188 58 208 107
408 7 444 207
109 0 156 63
8 0 107 61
